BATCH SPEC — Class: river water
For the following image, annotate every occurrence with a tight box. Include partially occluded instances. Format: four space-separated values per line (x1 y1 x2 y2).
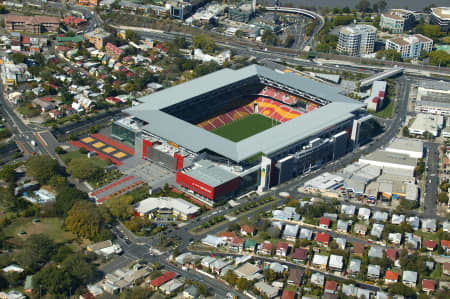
275 0 449 11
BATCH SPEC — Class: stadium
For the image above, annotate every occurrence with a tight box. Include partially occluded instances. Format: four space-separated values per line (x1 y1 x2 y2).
113 65 372 205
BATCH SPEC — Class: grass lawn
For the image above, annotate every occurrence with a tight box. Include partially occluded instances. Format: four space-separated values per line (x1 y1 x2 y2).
3 217 76 246
372 98 395 119
212 114 279 142
60 150 109 168
17 106 40 118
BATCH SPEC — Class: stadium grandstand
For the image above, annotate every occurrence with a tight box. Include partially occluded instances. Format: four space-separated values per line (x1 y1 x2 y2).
113 65 375 206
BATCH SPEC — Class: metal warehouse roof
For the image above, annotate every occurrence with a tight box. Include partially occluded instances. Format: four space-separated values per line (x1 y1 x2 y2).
126 65 364 162
182 160 237 188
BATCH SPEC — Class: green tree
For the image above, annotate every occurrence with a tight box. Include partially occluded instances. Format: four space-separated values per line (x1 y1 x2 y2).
0 165 16 183
438 192 449 204
67 157 102 180
402 126 409 137
333 15 355 26
236 278 250 291
65 201 112 241
120 287 150 299
33 265 72 297
55 185 88 216
26 155 59 184
343 7 351 13
192 35 216 54
262 29 277 45
376 0 387 13
15 234 56 271
105 195 134 220
429 50 450 67
11 52 27 64
415 24 442 39
125 29 139 42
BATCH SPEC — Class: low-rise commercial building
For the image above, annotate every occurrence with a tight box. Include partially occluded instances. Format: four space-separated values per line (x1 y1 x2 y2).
409 113 444 137
385 138 424 158
134 196 200 220
359 150 417 177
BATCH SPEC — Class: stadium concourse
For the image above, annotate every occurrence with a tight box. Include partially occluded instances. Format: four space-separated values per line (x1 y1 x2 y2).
113 65 374 206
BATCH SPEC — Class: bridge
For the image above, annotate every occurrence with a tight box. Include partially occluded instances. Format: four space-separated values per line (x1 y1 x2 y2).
264 6 325 48
360 67 404 89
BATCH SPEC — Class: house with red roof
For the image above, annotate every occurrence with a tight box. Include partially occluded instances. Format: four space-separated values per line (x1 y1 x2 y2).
149 271 177 289
386 248 397 262
106 97 122 105
48 109 63 119
385 270 398 284
319 217 331 229
316 233 330 246
281 289 296 299
422 279 435 294
276 242 289 257
240 225 255 236
105 42 123 60
259 241 273 255
324 280 337 294
218 231 236 244
352 243 365 256
230 237 244 252
424 240 437 251
291 247 308 264
441 240 450 253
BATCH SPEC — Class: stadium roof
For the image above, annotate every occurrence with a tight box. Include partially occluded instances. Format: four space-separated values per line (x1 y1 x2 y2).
126 65 364 162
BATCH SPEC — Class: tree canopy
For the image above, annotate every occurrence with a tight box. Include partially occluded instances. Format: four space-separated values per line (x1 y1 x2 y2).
192 34 216 54
26 155 59 184
65 201 112 241
67 157 102 180
55 185 88 216
15 234 56 271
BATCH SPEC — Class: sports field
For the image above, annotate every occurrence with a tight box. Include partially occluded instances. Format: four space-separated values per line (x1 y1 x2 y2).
212 114 279 142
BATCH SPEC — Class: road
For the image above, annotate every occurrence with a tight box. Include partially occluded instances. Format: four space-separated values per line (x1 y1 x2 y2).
424 142 439 217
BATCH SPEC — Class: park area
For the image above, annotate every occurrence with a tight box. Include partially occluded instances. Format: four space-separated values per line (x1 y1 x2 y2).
212 114 279 142
3 217 76 246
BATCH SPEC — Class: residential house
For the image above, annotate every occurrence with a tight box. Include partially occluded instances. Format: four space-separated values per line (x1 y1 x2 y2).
373 211 388 222
312 254 328 270
259 241 273 255
337 220 350 233
240 225 255 236
403 270 417 287
385 271 399 284
370 223 384 239
422 279 435 294
367 264 381 280
336 237 346 249
392 214 405 225
281 289 296 299
354 224 367 236
254 281 279 298
325 281 337 294
368 246 383 259
244 239 257 252
200 256 216 269
149 271 177 290
315 233 330 247
443 221 450 232
33 97 56 112
160 279 183 295
276 242 289 257
405 233 421 249
183 285 199 299
291 248 308 264
299 228 312 240
358 207 371 221
341 204 356 216
323 213 338 221
105 42 123 60
311 272 325 287
201 235 225 248
407 216 420 230
234 263 260 278
48 109 63 119
217 231 236 244
424 240 437 251
348 259 361 277
388 233 402 245
386 248 397 262
269 262 286 274
283 224 299 241
443 262 450 275
230 237 244 252
422 219 437 232
319 217 331 228
211 259 233 275
441 240 450 254
352 243 365 256
328 255 344 272
287 268 304 286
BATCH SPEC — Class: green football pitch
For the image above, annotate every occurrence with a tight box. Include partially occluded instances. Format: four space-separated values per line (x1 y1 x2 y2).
212 114 279 142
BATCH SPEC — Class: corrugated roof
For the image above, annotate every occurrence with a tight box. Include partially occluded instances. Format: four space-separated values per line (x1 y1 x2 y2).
126 65 363 162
